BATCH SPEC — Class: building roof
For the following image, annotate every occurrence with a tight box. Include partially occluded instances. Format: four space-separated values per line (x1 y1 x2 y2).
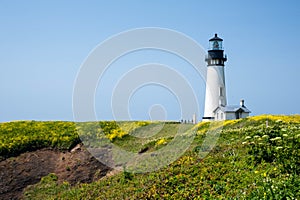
213 105 251 113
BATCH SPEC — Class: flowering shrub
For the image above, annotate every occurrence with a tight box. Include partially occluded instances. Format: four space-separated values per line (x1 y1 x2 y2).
251 114 300 123
0 121 151 158
242 120 300 171
155 138 167 146
241 119 300 199
0 121 79 158
99 121 150 141
9 115 300 199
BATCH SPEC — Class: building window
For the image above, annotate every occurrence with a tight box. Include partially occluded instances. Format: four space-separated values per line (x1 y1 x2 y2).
221 113 224 119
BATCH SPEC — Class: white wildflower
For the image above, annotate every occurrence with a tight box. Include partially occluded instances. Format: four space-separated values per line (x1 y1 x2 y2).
270 137 281 141
245 136 251 140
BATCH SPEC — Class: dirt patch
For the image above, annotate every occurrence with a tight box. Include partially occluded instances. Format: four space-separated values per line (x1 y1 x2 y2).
0 144 112 200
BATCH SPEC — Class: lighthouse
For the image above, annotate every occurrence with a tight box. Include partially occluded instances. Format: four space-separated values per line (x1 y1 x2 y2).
202 34 251 121
203 34 227 121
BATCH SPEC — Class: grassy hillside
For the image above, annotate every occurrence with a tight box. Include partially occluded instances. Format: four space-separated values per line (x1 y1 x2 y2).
0 121 79 159
0 120 151 159
1 115 300 199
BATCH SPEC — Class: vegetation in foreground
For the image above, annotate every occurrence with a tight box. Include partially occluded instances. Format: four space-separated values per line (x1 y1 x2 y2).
1 115 300 199
0 120 152 159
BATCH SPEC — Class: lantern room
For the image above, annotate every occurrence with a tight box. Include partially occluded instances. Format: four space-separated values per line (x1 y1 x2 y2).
209 33 223 50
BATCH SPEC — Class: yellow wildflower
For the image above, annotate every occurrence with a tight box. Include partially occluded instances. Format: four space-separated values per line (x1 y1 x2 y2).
263 173 267 177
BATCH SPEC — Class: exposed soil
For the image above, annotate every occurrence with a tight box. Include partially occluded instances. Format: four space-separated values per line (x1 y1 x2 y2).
0 144 112 200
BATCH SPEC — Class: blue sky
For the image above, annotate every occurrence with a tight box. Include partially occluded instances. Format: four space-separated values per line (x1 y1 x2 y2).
0 1 299 122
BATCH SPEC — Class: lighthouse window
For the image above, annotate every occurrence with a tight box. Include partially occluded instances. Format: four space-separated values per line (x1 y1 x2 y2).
219 87 224 97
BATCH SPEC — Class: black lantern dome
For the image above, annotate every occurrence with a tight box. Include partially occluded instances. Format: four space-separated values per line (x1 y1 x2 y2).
205 33 227 66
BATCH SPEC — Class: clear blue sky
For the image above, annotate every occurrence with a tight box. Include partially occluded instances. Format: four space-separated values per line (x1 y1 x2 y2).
0 1 299 122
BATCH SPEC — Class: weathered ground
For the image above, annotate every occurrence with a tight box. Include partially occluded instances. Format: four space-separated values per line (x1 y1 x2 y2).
0 144 112 200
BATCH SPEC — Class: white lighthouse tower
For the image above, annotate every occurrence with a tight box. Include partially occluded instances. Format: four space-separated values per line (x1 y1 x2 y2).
203 34 227 121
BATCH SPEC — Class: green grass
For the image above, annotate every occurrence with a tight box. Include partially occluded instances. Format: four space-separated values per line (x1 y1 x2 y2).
1 115 300 199
113 123 194 152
